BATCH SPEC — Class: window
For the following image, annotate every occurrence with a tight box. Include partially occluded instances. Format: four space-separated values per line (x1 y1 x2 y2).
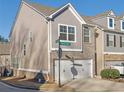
121 20 124 31
60 25 67 40
68 27 75 41
106 34 116 47
108 17 114 29
24 44 26 56
120 36 124 47
59 24 76 42
29 31 32 42
84 26 90 43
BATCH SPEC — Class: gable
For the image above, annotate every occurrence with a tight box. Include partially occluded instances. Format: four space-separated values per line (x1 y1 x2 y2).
107 10 115 17
49 3 86 24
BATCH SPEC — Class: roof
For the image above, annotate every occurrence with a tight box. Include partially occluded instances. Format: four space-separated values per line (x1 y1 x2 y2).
28 2 57 16
94 10 112 18
0 42 10 55
81 16 95 25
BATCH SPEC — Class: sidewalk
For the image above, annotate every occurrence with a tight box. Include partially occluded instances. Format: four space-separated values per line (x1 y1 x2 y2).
0 76 75 92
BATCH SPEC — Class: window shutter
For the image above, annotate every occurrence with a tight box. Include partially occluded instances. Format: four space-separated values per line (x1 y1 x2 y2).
114 35 116 47
107 34 109 46
120 36 122 47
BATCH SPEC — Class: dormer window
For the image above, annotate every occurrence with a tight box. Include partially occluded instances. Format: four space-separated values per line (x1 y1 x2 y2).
121 20 124 31
108 17 114 29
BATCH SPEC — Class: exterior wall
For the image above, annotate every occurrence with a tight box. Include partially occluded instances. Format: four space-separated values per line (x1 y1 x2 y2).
51 8 82 50
104 54 124 61
49 26 95 81
10 2 48 78
115 20 121 31
104 31 124 53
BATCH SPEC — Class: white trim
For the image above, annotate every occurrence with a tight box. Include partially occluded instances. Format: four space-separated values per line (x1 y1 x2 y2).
104 52 124 55
48 21 50 73
49 3 86 24
120 20 124 31
50 21 52 51
102 31 105 69
90 59 93 78
18 68 48 74
51 48 82 51
58 24 76 43
107 17 114 29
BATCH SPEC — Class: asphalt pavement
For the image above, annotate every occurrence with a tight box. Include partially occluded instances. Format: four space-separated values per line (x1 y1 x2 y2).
0 81 39 92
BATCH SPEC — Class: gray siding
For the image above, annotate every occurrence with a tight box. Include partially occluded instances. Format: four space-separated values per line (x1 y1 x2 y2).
10 2 48 78
104 31 124 52
51 8 82 50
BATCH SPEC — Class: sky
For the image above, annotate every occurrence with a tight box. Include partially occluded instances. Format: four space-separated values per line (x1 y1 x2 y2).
0 0 124 39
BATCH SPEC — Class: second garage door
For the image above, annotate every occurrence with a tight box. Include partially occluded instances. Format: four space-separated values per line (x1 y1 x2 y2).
54 59 93 84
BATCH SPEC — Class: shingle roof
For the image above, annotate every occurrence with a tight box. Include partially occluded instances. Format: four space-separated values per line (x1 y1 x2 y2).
95 10 111 17
0 42 10 55
28 2 57 16
81 16 95 24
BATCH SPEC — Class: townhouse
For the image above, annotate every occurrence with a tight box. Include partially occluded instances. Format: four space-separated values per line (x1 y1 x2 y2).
84 10 124 75
9 0 124 84
9 0 96 84
0 42 10 75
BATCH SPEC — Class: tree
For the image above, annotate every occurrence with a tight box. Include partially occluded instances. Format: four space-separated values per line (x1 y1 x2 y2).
0 35 8 42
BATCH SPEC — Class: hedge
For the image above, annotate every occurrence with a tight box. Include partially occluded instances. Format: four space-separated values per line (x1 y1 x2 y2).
100 69 120 79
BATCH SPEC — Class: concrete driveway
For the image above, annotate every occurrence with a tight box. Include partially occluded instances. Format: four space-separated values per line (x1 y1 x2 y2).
65 78 124 92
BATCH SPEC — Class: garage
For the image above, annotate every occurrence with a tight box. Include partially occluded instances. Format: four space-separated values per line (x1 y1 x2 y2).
54 59 93 84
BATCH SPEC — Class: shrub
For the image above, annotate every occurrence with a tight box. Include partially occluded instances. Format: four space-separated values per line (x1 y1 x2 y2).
109 69 120 79
100 69 110 79
100 69 120 79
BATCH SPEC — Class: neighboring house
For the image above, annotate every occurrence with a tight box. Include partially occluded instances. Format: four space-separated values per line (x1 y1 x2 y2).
9 0 96 83
83 10 124 75
0 42 10 75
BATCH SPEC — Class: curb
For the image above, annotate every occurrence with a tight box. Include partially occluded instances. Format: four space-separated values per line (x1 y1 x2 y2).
0 80 39 90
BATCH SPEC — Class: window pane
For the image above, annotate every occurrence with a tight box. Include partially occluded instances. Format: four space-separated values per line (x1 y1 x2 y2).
68 34 75 41
60 33 67 40
122 21 124 30
109 41 113 46
60 25 67 33
108 35 114 47
84 27 90 42
84 37 89 42
68 27 74 33
122 37 124 47
84 30 89 36
109 18 113 27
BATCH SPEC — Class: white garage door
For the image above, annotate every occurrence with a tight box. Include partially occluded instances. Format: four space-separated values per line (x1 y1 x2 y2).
54 59 93 84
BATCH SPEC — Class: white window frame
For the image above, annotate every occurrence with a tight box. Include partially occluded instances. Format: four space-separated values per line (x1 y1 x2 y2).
83 26 91 43
58 24 76 43
121 20 124 31
107 17 114 29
